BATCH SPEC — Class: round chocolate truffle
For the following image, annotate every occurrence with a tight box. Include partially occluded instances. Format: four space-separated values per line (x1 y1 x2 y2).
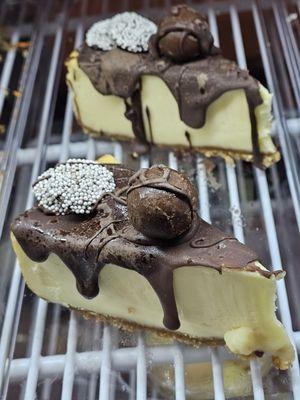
150 5 214 63
127 165 198 240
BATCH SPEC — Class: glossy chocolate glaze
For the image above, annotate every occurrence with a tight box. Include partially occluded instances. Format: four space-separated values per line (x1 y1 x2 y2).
12 165 278 331
77 6 264 166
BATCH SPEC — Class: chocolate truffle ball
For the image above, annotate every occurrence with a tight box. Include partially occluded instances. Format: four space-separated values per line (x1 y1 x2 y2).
150 5 214 63
127 165 198 240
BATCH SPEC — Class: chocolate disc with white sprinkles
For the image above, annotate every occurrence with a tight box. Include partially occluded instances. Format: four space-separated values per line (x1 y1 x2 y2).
33 159 115 215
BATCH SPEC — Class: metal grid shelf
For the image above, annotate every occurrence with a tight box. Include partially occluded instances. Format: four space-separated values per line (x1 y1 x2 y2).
0 0 299 399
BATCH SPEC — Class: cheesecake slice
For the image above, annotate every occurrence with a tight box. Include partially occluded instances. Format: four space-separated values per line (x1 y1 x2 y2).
11 160 293 369
66 5 279 167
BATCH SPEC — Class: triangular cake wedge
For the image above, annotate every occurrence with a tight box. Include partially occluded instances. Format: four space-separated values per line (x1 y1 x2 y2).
11 160 293 369
66 5 279 167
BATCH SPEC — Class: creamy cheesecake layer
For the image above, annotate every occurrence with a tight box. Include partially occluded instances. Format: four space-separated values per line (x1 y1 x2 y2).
67 54 133 139
12 234 293 369
66 54 278 164
141 76 275 154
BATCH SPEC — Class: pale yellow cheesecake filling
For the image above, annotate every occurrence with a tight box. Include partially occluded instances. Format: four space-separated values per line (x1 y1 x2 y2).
141 76 275 154
66 53 276 156
66 54 133 139
12 234 293 369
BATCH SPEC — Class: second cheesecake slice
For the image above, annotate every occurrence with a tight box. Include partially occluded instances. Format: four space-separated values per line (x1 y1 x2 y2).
66 5 279 167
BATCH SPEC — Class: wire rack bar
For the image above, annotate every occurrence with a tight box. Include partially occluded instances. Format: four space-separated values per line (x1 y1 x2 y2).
226 162 265 400
252 1 300 231
0 0 28 122
255 168 300 396
23 300 48 399
42 19 85 400
41 304 61 400
8 336 299 383
227 165 265 400
272 2 300 111
129 370 136 400
0 0 50 236
0 31 19 117
18 7 70 398
136 333 147 400
0 2 52 392
0 265 22 394
280 0 300 71
11 115 299 167
207 13 262 397
295 332 300 350
230 4 300 398
279 1 300 74
226 7 266 397
172 344 185 400
168 152 186 400
1 0 282 40
99 325 113 400
61 312 78 400
196 157 210 223
1 1 299 399
210 348 225 400
195 156 225 399
88 323 102 400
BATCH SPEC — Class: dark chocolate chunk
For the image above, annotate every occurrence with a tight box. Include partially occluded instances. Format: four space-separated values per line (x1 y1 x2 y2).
127 187 192 240
150 5 215 62
127 165 198 240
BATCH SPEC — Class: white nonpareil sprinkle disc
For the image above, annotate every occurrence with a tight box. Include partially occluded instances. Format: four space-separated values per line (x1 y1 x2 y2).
86 19 115 51
33 159 116 215
110 12 157 52
85 12 157 53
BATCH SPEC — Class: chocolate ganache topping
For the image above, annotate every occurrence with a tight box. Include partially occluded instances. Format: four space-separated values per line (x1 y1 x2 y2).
11 164 278 331
77 5 264 166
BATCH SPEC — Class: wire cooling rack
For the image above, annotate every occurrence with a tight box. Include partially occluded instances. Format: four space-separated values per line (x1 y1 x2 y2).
0 0 299 399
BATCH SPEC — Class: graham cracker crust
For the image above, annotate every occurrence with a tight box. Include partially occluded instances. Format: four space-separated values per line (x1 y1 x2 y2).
70 119 281 168
73 307 223 348
74 308 292 369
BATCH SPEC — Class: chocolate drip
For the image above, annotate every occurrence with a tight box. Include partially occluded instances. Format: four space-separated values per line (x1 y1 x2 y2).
125 86 147 144
12 165 279 331
147 267 180 330
145 106 153 144
185 131 192 148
